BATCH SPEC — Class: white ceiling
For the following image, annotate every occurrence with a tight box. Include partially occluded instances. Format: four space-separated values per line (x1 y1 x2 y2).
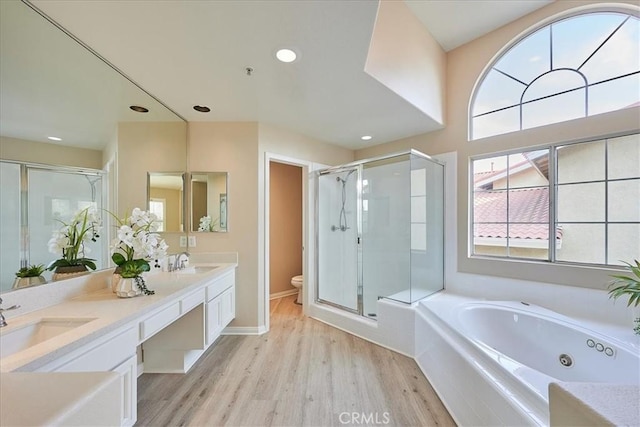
21 0 553 150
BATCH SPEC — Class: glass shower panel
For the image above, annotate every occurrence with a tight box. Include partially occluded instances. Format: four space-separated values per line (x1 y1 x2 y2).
409 154 444 301
362 155 411 316
0 162 21 292
28 168 105 278
317 168 359 312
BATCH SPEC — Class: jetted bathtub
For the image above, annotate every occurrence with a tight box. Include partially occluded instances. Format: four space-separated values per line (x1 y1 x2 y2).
415 293 639 426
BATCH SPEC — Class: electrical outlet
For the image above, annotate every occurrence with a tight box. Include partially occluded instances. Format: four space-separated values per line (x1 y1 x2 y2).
179 236 187 247
188 235 197 247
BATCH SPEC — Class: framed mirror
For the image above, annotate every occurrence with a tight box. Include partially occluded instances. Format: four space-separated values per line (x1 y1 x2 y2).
0 1 187 293
191 172 228 232
148 173 185 233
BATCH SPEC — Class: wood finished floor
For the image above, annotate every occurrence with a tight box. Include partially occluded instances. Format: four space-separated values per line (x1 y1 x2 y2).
136 295 455 427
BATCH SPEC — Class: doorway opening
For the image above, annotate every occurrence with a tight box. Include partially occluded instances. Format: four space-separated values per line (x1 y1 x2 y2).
268 160 304 319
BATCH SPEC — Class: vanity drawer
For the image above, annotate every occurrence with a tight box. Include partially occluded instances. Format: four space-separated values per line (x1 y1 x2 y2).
139 302 180 341
181 289 205 314
205 271 235 301
54 327 137 372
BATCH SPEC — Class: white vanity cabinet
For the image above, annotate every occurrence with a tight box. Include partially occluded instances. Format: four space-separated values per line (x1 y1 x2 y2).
205 270 236 347
36 327 138 427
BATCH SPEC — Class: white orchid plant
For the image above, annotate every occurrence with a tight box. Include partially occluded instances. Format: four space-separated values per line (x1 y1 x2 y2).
110 208 168 294
198 215 218 232
47 206 102 272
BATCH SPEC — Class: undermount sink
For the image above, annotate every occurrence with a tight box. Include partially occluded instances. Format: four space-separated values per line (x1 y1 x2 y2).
0 317 96 359
175 266 218 275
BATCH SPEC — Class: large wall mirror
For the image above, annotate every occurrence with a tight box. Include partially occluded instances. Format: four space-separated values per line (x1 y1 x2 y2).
148 173 185 232
191 172 228 233
0 1 187 293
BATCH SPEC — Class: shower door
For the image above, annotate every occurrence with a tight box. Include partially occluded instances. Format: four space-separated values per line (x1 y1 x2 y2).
316 166 361 313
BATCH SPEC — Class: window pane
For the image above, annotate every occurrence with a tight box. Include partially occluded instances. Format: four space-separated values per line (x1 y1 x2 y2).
608 179 640 222
495 26 551 85
522 69 585 102
472 106 520 140
474 190 507 223
589 73 640 116
509 187 549 223
608 134 640 180
473 155 508 189
411 196 426 223
557 140 605 183
473 69 525 116
522 89 586 130
580 17 640 83
557 182 605 222
553 13 627 69
608 224 640 265
474 223 507 255
556 223 605 264
508 150 549 189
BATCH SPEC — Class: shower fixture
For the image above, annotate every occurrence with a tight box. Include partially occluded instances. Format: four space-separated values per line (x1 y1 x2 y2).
331 169 356 232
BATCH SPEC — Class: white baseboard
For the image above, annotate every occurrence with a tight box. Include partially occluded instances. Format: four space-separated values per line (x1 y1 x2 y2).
222 325 268 335
269 289 299 300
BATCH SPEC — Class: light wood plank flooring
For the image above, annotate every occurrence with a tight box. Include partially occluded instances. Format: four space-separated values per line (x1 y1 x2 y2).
136 295 455 427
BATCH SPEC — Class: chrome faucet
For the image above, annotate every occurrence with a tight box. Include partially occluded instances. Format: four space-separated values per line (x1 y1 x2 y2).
168 252 190 272
0 297 20 328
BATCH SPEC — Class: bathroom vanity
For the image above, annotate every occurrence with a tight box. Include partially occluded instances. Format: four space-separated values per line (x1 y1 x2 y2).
0 262 236 426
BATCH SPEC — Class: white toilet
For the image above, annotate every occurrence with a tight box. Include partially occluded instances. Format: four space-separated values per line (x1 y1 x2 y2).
291 275 303 305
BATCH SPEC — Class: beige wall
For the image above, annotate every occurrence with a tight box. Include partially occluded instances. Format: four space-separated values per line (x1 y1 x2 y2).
269 162 303 295
187 121 353 328
188 122 260 328
356 0 640 290
117 121 187 250
365 0 445 124
0 136 103 169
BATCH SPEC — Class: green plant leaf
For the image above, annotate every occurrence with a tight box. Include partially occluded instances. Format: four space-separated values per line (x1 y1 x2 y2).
112 252 126 266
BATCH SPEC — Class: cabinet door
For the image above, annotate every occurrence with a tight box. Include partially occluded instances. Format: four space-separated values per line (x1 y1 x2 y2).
112 355 137 427
220 286 235 327
206 297 223 347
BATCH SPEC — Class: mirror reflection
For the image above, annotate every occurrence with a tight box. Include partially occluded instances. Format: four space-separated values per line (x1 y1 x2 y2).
191 172 228 232
0 1 187 293
148 173 185 233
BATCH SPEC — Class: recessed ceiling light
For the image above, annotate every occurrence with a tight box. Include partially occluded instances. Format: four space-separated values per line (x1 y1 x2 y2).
193 105 211 113
276 48 297 63
129 105 149 113
361 135 372 141
47 136 62 141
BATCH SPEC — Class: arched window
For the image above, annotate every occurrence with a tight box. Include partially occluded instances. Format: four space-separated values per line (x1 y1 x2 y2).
470 10 640 140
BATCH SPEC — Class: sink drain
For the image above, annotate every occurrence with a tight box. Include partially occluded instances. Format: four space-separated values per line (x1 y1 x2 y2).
559 353 573 367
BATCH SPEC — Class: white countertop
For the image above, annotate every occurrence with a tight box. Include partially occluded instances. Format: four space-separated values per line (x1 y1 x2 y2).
1 371 121 426
0 263 237 373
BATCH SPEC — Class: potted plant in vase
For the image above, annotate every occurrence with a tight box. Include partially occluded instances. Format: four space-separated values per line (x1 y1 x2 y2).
608 259 640 335
13 264 47 289
110 208 168 298
47 206 102 281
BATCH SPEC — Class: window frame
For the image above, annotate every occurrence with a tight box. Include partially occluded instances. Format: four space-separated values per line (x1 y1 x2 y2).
469 130 640 268
468 7 640 141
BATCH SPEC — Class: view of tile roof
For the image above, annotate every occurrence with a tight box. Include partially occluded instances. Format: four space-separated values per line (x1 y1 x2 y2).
474 187 562 240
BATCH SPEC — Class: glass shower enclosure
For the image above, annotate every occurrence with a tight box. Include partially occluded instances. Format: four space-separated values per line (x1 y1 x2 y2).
315 150 444 319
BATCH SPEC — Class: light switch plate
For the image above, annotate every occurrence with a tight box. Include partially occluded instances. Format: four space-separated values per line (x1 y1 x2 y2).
188 235 197 247
179 236 187 247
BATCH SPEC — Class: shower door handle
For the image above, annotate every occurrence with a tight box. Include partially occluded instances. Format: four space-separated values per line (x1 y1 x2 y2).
357 237 361 244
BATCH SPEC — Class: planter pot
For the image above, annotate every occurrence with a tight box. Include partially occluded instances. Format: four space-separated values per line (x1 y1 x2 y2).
12 275 47 290
52 265 89 281
111 267 122 293
115 276 143 298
